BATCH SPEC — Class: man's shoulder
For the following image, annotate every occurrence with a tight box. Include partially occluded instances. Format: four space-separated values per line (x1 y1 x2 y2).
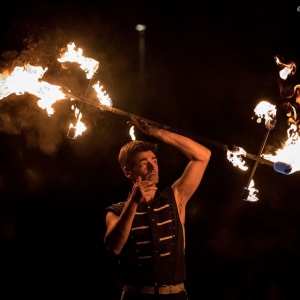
104 200 127 216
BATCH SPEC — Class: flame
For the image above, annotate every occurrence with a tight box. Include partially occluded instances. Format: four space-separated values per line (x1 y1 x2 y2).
227 146 248 170
69 105 87 137
93 81 112 106
57 42 101 134
262 123 300 173
57 42 99 79
254 101 276 129
0 42 115 140
0 64 66 115
246 180 259 202
129 126 136 140
274 56 296 80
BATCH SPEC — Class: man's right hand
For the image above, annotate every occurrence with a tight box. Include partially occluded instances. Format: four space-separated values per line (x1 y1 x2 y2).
130 176 157 204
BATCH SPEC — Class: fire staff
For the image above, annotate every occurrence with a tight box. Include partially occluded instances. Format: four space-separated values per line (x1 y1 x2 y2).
104 117 211 299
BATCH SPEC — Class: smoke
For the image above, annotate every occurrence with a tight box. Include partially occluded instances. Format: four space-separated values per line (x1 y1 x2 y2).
0 17 139 156
0 90 73 156
0 30 94 155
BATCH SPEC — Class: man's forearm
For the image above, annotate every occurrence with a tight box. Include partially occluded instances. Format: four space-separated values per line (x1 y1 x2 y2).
128 117 210 161
104 199 138 255
153 128 211 162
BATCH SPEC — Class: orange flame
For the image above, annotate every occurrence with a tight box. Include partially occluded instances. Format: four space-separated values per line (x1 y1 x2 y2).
262 123 300 174
93 81 112 106
0 64 66 115
57 42 99 79
0 42 113 139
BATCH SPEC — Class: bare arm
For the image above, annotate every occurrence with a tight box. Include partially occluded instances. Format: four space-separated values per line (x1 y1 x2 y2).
104 176 157 255
104 198 138 256
128 117 211 223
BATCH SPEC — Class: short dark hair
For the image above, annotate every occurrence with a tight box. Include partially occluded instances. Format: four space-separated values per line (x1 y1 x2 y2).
118 140 158 169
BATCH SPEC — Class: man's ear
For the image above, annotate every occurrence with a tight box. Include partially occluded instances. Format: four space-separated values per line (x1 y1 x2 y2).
123 167 132 179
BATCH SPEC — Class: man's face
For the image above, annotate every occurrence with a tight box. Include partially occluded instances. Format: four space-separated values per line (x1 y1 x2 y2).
130 150 159 184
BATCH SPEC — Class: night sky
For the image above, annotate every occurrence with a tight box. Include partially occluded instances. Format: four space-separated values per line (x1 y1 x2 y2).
1 1 300 299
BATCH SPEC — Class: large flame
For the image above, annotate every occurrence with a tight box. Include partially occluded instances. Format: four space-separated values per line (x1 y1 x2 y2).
0 64 66 115
56 42 102 136
260 58 300 174
0 42 109 138
262 123 300 174
57 42 99 79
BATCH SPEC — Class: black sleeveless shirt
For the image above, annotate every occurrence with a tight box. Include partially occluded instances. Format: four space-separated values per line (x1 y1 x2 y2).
105 187 186 286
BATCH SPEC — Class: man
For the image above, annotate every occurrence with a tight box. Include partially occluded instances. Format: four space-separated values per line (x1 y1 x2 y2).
104 117 211 299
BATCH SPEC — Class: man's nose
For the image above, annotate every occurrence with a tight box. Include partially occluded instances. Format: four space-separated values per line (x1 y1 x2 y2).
147 161 154 170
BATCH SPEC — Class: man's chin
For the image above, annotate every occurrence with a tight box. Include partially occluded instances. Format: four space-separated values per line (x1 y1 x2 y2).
148 174 159 183
152 178 159 184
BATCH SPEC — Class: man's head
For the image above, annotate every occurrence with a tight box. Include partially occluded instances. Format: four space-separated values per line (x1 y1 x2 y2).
118 140 159 183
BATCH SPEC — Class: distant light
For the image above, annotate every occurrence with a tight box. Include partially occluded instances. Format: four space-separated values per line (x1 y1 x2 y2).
135 24 146 31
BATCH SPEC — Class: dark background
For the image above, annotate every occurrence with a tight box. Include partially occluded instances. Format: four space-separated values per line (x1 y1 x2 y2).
1 1 300 299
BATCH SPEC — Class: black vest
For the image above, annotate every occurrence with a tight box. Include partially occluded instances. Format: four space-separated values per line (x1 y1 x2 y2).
105 187 186 286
